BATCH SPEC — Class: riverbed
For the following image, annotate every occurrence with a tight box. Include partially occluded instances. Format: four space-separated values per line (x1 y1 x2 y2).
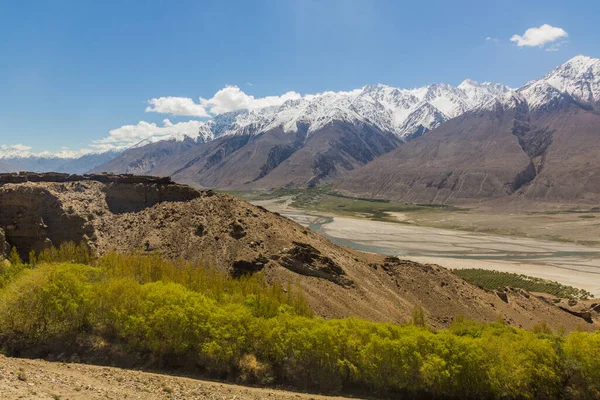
256 200 600 297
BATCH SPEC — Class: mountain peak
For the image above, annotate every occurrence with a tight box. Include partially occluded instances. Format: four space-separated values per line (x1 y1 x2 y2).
519 54 600 110
565 54 597 65
458 78 477 87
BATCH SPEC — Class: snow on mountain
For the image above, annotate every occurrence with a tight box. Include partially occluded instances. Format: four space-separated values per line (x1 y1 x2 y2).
0 149 120 174
522 55 600 108
187 80 512 143
476 55 600 114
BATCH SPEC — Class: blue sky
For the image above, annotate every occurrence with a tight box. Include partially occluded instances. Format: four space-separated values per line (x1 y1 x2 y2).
0 0 598 156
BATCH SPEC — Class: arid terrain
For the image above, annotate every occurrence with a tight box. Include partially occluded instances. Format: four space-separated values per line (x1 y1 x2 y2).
253 196 600 298
0 355 350 400
0 173 597 332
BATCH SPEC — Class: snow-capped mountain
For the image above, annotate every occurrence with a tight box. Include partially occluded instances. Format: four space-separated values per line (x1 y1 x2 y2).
339 55 600 205
94 79 512 189
1 79 511 176
0 151 119 174
190 80 511 143
10 55 600 197
481 55 600 112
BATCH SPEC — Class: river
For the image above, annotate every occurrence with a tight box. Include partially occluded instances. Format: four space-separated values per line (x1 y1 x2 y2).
258 204 600 297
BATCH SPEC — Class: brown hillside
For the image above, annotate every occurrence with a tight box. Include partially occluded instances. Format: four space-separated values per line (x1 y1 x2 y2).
337 103 600 205
93 121 401 190
0 173 597 331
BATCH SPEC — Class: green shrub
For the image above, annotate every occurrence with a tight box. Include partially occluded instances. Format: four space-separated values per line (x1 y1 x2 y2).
0 247 598 399
454 269 594 300
0 263 95 348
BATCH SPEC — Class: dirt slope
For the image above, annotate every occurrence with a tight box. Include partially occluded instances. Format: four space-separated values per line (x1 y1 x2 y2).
94 121 401 190
0 173 597 331
0 355 350 400
338 104 600 205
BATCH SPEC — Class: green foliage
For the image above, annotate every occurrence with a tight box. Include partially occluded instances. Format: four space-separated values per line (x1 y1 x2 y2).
227 185 459 222
7 247 22 266
0 247 598 399
34 241 94 265
411 305 426 327
454 268 594 300
0 263 95 347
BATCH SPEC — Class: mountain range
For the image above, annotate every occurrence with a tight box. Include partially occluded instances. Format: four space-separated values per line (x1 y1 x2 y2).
3 55 599 204
0 151 117 174
338 55 600 204
92 76 511 189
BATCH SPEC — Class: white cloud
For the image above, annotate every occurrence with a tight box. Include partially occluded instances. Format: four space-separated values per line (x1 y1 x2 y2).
145 96 210 117
4 86 331 157
510 24 568 48
486 36 498 43
91 119 206 151
145 86 302 118
200 85 302 115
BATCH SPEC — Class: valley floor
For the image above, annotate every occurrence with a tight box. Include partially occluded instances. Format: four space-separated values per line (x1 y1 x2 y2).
252 196 600 298
0 355 352 400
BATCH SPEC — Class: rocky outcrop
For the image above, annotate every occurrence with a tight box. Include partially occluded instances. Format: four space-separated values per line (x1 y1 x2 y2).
0 172 201 215
278 242 353 286
558 306 594 323
0 174 202 257
103 182 199 213
231 256 269 278
494 290 509 303
0 186 94 259
0 172 174 185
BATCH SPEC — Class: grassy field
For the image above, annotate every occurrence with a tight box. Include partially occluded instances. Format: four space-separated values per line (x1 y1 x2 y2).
453 269 594 300
225 186 461 222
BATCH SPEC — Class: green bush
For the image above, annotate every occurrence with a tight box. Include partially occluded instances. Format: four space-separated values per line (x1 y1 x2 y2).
454 269 594 300
0 246 598 399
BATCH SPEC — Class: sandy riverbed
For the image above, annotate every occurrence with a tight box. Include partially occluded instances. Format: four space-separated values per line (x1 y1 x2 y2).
254 198 600 297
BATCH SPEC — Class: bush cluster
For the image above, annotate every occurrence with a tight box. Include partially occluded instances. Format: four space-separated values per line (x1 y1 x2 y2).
454 268 594 300
0 244 598 399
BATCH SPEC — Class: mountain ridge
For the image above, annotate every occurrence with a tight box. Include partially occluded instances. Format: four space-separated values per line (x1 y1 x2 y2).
337 55 600 204
4 55 599 201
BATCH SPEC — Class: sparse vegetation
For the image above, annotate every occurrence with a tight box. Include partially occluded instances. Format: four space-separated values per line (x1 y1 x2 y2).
227 186 460 222
0 243 599 399
454 269 594 300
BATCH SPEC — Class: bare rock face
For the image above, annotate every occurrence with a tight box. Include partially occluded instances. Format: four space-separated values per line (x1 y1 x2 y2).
231 256 269 278
0 185 95 259
103 182 200 213
279 242 353 286
0 173 201 258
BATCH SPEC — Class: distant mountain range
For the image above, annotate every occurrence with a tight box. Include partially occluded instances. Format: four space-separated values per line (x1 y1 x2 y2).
90 76 511 188
3 55 599 204
0 151 118 174
338 55 600 204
